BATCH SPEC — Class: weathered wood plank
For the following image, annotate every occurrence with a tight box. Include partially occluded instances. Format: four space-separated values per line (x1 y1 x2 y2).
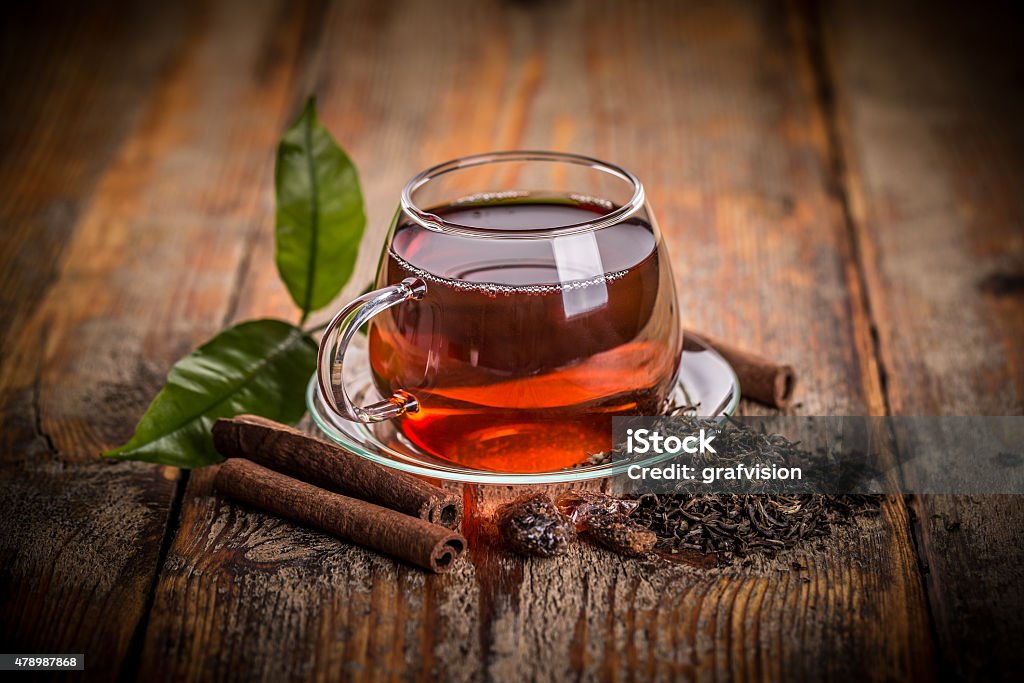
0 0 322 679
0 1 193 678
823 0 1024 679
139 1 933 681
0 1 173 346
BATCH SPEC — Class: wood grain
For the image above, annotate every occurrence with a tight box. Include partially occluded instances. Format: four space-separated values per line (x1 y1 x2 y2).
135 1 933 681
0 0 323 679
0 1 192 679
0 1 180 347
823 0 1024 679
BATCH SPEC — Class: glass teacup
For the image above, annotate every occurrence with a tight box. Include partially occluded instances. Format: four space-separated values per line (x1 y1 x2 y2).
318 151 682 472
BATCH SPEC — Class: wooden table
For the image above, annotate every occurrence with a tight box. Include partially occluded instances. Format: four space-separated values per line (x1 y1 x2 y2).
2 0 1022 680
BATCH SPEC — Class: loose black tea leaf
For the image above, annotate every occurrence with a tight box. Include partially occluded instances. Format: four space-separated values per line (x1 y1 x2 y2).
584 513 657 557
494 493 576 557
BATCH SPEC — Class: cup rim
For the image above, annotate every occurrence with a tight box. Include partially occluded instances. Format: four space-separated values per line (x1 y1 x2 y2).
399 150 646 239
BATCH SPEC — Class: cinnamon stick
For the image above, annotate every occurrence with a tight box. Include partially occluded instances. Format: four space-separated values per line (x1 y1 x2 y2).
214 458 465 573
684 330 797 409
212 415 463 529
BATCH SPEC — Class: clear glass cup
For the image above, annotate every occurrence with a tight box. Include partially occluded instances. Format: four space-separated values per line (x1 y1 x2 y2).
318 151 682 472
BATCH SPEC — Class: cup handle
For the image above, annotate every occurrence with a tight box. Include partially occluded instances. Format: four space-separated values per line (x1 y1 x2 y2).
316 277 427 423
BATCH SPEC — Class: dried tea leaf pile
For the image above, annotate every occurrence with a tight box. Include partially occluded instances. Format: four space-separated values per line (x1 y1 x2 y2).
629 493 879 562
615 416 881 562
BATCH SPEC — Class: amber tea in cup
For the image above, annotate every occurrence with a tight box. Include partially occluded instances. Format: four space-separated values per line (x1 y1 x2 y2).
318 152 682 472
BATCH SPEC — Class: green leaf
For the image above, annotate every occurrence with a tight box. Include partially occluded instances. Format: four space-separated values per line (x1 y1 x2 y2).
275 96 366 321
104 319 317 468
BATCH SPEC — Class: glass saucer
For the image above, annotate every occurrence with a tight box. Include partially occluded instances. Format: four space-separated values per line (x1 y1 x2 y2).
306 335 739 484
